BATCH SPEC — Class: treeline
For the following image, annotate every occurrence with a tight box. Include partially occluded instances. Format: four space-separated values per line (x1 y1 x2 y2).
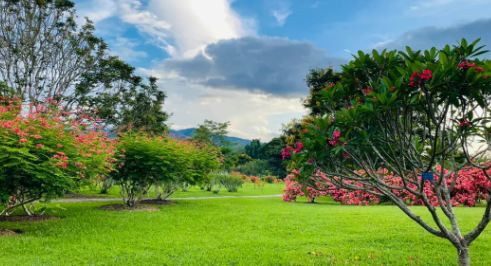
184 120 288 179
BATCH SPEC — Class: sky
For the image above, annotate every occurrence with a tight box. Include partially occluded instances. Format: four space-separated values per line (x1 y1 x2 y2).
74 0 491 141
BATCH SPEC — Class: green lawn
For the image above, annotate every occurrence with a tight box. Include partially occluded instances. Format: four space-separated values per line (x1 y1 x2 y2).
0 197 490 266
75 182 286 199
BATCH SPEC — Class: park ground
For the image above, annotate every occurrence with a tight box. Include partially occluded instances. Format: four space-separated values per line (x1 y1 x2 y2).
0 183 490 266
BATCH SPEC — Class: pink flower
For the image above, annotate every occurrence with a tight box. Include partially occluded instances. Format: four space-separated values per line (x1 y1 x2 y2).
458 61 468 68
282 147 293 160
460 120 471 127
294 142 304 153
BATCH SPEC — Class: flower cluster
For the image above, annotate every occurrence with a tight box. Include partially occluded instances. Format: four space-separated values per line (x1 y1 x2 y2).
409 69 432 87
284 167 491 207
458 61 483 72
460 119 471 128
282 141 304 160
328 130 341 146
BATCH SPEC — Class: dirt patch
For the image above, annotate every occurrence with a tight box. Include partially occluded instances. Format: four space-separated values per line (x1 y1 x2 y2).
64 193 108 199
98 204 159 212
140 199 177 206
0 229 22 237
0 215 59 222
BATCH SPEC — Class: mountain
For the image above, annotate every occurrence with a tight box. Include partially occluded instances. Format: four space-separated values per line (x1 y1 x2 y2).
170 128 251 146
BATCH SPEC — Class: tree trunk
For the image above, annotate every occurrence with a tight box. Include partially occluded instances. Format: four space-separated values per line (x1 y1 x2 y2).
458 247 470 266
22 203 32 216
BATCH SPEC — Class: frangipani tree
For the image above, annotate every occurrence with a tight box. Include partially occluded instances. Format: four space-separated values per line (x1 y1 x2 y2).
284 39 491 266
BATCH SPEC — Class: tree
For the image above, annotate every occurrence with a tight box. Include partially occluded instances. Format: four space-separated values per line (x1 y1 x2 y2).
192 120 230 146
113 132 221 207
237 154 253 165
0 97 116 215
259 136 288 178
285 39 491 266
0 0 169 133
233 159 270 176
245 139 261 159
303 68 342 115
0 0 107 105
73 57 170 134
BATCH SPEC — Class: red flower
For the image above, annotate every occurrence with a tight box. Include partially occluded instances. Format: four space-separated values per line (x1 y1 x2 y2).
460 120 471 127
458 61 468 68
282 147 294 160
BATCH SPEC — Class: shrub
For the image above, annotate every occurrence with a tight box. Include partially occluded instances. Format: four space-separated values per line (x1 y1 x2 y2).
0 98 116 215
154 181 179 200
113 132 221 207
283 168 491 206
232 159 270 176
262 175 277 184
212 174 244 192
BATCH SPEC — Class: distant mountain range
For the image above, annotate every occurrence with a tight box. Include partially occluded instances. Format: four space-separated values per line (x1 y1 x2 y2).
170 128 251 146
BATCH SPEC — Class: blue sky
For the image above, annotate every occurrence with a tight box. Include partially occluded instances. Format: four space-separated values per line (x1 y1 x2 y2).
75 0 491 140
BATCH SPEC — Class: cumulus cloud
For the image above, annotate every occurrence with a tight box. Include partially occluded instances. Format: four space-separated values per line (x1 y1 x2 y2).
146 0 256 58
77 0 256 58
160 78 306 140
161 36 347 97
375 18 491 53
76 0 335 139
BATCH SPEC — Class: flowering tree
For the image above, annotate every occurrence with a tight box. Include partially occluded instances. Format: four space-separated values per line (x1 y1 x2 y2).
284 39 491 266
284 167 490 206
0 98 116 215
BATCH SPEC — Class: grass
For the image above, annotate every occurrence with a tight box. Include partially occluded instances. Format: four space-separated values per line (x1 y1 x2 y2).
0 197 490 266
75 182 286 199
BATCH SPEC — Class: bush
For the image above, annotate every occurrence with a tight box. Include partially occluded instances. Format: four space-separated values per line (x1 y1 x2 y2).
0 98 116 215
232 159 270 176
212 174 244 192
283 168 491 206
262 175 277 184
113 132 221 207
154 181 179 200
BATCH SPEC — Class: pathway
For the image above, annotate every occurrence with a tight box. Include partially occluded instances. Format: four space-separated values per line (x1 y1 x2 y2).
55 194 283 203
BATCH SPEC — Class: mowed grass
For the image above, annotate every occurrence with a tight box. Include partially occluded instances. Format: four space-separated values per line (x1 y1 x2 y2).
76 182 286 199
0 197 490 266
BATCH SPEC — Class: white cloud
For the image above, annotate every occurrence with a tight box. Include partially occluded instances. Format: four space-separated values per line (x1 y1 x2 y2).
146 0 256 58
77 0 311 140
271 3 292 27
160 78 306 140
109 37 148 62
76 0 118 24
78 0 256 59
